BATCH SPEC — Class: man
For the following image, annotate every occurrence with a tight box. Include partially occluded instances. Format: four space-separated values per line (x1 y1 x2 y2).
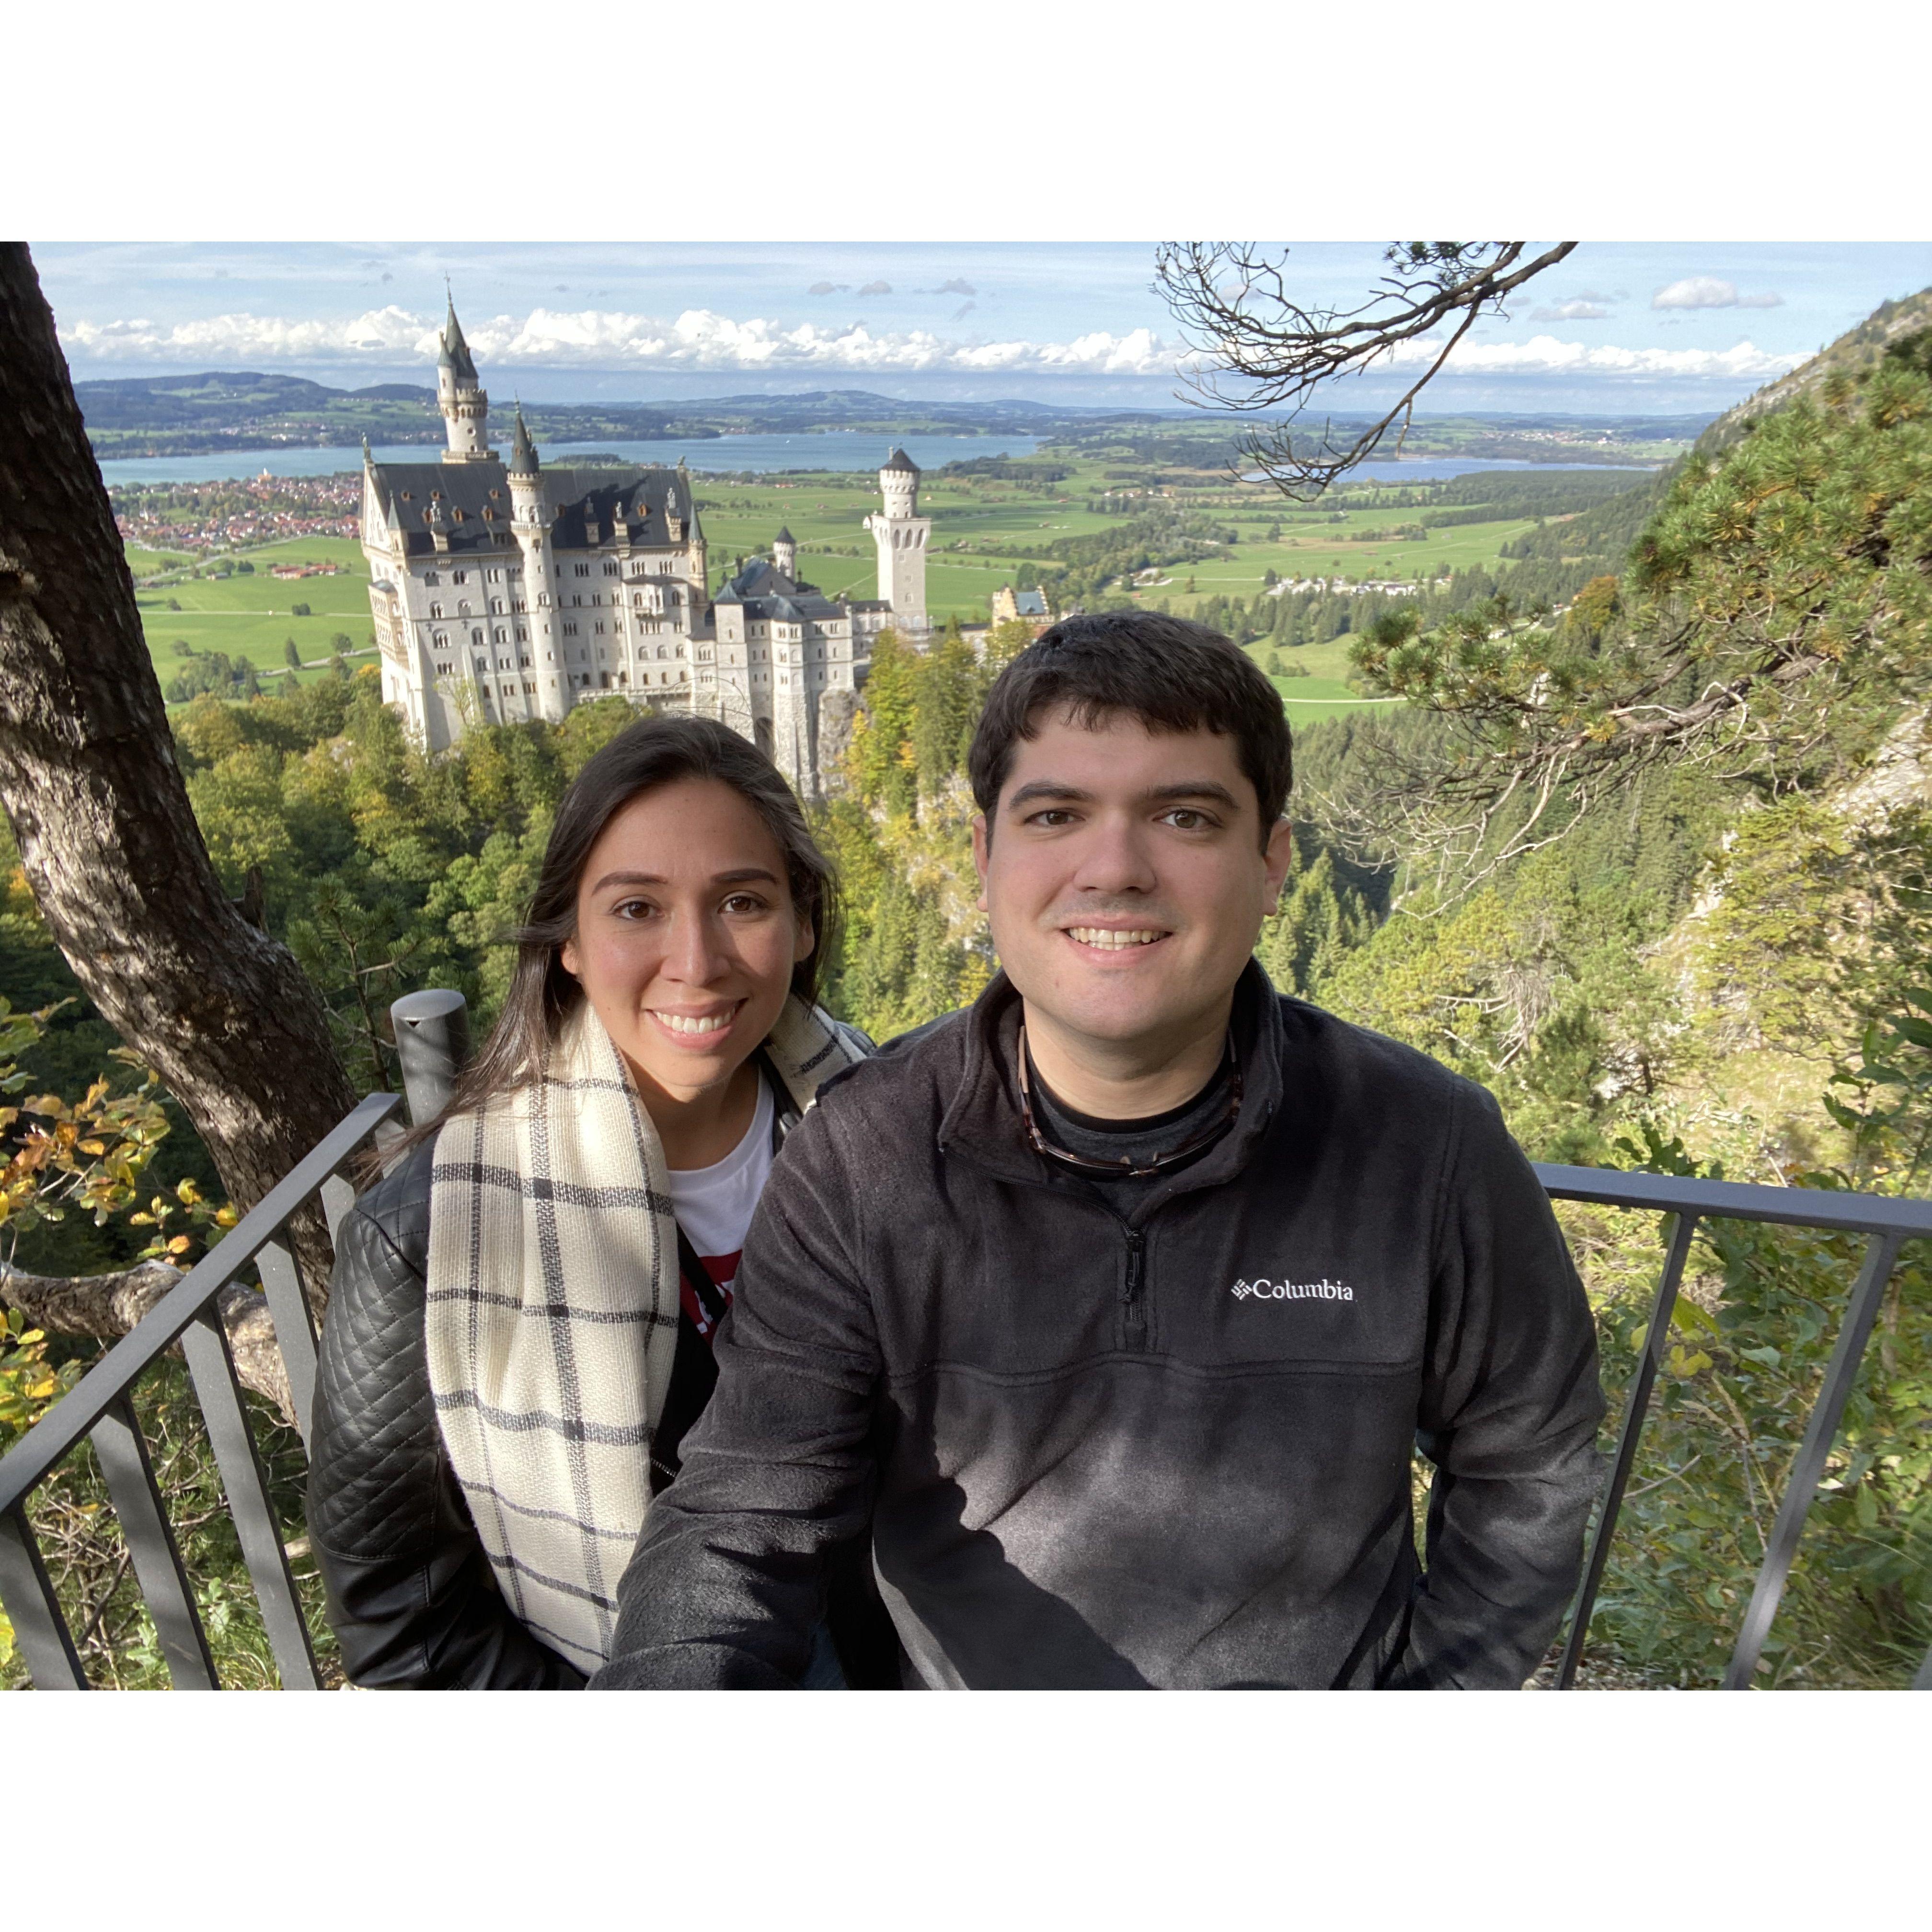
593 613 1605 1690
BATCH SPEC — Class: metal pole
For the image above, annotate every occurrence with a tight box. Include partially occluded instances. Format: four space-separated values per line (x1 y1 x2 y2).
389 989 471 1129
1723 1231 1904 1689
1556 1211 1699 1688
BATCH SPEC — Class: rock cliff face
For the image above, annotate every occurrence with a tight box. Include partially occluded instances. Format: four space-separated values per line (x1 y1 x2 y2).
1702 286 1932 450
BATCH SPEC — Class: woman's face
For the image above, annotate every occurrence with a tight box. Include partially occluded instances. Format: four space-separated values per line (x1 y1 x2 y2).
559 777 813 1105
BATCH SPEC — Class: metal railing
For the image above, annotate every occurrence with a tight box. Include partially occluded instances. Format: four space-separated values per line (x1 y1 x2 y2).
2 990 1927 1688
1533 1162 1932 1690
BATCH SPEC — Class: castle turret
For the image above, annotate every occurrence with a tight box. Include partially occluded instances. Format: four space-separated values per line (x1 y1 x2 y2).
865 446 930 633
437 297 492 462
773 525 796 580
505 408 564 720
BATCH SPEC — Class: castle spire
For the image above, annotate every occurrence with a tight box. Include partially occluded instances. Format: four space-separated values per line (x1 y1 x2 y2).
435 287 490 461
508 405 539 477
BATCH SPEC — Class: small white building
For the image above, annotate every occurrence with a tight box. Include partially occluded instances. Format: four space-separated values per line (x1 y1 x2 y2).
360 300 925 796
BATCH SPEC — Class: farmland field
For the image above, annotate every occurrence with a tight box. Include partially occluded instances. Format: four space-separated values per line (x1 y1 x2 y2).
120 449 1657 722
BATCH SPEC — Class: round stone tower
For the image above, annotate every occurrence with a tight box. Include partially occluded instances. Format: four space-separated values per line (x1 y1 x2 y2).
773 525 797 580
437 297 492 463
506 408 565 719
865 447 930 634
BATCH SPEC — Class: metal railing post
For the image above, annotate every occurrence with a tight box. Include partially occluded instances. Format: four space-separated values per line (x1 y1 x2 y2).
1722 1230 1906 1688
1555 1210 1700 1688
390 989 471 1129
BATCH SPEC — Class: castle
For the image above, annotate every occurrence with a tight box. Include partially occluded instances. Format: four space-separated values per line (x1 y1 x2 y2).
360 300 930 795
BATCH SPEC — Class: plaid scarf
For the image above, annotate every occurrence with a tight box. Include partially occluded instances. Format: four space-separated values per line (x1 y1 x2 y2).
423 994 864 1675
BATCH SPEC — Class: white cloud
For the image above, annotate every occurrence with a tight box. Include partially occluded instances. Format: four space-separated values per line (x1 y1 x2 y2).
1653 276 1784 311
58 307 1810 390
1530 300 1610 321
1385 332 1806 380
59 304 1188 378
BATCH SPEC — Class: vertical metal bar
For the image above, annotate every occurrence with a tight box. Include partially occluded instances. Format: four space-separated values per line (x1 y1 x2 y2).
178 1310 319 1690
1723 1231 1905 1689
255 1241 319 1450
320 1172 358 1247
90 1393 218 1690
0 1503 88 1689
1556 1211 1700 1689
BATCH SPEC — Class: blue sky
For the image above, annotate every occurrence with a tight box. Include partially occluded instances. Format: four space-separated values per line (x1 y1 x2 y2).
35 241 1932 416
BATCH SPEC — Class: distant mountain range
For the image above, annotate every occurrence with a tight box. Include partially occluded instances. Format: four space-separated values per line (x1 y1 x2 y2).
74 371 1720 465
72 373 1176 458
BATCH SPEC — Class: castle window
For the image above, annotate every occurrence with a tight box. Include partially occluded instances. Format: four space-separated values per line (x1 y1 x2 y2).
516 626 528 643
453 571 467 584
574 563 590 577
458 601 472 616
472 629 484 645
424 569 437 585
433 631 447 647
435 660 450 675
475 657 488 672
494 628 507 644
564 621 578 636
595 621 605 635
430 602 444 619
603 562 619 577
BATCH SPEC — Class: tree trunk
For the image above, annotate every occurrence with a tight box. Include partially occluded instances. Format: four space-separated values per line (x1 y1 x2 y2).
1 1263 298 1425
0 242 358 1309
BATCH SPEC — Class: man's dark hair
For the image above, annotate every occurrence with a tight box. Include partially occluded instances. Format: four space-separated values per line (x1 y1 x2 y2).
968 611 1293 848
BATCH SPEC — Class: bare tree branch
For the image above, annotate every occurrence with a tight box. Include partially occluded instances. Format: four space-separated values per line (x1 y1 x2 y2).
1153 241 1579 496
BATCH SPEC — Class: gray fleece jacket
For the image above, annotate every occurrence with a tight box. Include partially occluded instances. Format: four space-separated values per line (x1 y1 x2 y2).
593 963 1605 1690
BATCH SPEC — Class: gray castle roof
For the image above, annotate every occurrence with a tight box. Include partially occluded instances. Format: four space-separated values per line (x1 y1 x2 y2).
722 553 849 620
507 408 538 476
775 525 794 543
883 446 919 473
438 299 480 383
367 456 700 559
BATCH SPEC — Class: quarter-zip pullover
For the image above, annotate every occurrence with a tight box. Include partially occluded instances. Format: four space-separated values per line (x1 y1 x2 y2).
594 964 1606 1690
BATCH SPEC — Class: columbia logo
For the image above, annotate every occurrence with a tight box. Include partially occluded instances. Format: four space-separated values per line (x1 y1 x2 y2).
1231 1277 1356 1302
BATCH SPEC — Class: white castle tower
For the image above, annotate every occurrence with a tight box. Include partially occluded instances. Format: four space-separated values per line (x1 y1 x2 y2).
506 407 568 721
772 525 797 578
864 446 929 632
436 297 492 463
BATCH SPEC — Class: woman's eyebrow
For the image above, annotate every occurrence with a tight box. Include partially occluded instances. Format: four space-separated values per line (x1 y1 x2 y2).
588 867 780 893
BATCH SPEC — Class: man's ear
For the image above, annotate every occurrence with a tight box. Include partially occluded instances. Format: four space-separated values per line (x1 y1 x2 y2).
971 813 990 915
1263 816 1296 908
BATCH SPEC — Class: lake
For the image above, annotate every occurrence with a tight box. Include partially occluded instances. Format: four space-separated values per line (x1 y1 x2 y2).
94 430 1046 487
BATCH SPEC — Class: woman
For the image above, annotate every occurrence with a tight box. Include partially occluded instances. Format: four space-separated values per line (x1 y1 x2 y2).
306 715 889 1688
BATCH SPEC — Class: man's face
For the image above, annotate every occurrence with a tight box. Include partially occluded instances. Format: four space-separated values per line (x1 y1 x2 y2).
972 707 1294 1063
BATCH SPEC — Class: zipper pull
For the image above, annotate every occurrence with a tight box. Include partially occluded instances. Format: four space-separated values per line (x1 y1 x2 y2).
1123 1229 1146 1302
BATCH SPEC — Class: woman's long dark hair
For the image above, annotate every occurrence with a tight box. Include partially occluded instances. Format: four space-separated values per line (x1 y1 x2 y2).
400 714 839 1149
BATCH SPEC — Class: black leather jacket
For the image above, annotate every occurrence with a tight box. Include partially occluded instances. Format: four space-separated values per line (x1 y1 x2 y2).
306 1066 898 1689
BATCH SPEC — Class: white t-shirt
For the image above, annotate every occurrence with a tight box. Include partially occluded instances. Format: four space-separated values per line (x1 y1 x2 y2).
664 1076 774 1337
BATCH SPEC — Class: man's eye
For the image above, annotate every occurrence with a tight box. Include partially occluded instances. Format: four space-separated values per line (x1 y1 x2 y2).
1160 809 1214 830
1026 808 1077 828
721 893 768 915
612 898 658 920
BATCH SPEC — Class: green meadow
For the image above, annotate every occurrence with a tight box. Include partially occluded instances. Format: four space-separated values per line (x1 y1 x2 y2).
123 455 1630 722
134 537 375 687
